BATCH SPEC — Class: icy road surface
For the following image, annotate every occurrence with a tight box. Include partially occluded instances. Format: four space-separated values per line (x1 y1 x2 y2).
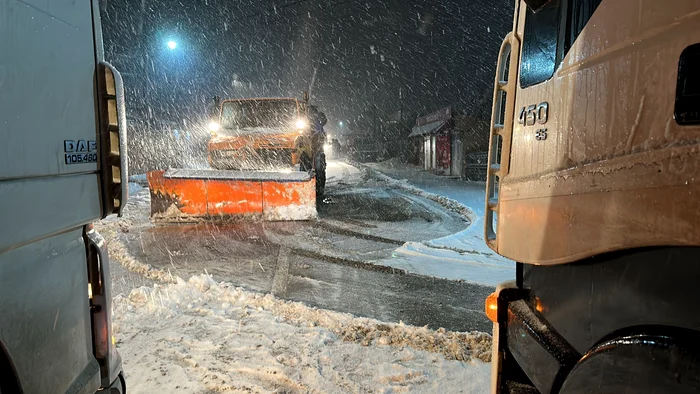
364 159 516 286
105 161 494 333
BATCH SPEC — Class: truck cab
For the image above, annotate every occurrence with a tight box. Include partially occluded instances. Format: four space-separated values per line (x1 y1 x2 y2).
207 98 311 170
485 1 700 393
207 96 327 195
0 1 127 392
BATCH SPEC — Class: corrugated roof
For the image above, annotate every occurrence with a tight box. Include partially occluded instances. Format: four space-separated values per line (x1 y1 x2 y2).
408 120 448 138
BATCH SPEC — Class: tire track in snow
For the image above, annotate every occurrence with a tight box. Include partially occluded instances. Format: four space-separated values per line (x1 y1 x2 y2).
315 221 405 246
271 246 291 297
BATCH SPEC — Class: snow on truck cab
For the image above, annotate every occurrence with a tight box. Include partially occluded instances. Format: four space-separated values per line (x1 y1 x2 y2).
0 1 127 393
485 0 700 393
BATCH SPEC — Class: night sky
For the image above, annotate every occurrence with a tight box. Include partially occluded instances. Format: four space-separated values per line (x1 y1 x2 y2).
100 0 513 135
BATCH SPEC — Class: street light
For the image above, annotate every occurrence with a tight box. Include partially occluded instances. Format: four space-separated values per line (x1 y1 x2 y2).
167 40 178 50
339 121 344 126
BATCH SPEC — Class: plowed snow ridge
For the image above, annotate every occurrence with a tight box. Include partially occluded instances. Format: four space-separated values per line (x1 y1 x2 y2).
359 164 477 222
358 161 515 286
113 274 493 393
103 185 493 393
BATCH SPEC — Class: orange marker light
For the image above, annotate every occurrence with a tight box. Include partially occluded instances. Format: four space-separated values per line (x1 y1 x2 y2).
485 292 499 323
535 297 544 313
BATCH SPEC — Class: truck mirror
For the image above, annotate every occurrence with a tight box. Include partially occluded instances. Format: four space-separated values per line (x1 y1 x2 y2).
524 0 551 12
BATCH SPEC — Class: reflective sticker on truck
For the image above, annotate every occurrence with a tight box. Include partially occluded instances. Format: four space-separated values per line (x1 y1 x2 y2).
64 140 98 164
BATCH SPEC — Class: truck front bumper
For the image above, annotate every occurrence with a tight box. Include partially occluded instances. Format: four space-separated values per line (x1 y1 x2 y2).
490 283 579 394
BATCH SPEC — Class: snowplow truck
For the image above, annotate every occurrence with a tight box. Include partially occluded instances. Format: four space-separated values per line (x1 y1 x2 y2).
485 1 700 393
147 97 326 222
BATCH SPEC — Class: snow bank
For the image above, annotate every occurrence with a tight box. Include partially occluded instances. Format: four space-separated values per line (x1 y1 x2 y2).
114 274 492 393
357 162 515 286
94 182 180 284
365 167 477 223
107 236 178 284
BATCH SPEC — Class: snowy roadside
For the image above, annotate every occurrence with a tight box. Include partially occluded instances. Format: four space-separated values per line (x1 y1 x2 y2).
100 182 493 393
114 274 491 393
356 160 515 287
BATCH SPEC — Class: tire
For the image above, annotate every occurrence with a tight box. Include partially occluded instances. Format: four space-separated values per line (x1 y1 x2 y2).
315 164 326 198
315 152 326 198
559 330 700 394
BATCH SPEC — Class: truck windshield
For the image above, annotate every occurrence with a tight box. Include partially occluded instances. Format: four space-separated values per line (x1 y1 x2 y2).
220 100 299 130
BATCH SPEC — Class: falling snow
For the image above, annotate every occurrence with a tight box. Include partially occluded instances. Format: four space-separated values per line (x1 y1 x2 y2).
99 0 513 173
92 1 517 391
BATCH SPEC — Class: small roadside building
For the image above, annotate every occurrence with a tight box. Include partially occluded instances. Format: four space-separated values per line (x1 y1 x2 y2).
409 107 454 175
409 106 490 179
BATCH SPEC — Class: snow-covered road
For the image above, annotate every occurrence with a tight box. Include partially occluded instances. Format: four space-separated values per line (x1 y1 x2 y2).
111 161 494 332
100 160 498 393
364 160 516 286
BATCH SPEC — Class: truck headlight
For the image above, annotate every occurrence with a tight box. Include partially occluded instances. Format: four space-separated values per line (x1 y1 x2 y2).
208 121 220 132
295 118 308 130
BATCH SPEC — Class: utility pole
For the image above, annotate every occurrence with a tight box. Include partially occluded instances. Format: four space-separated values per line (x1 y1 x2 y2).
373 91 378 137
399 87 403 124
139 0 147 119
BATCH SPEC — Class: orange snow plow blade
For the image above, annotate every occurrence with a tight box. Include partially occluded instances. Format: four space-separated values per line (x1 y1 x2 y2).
146 169 316 222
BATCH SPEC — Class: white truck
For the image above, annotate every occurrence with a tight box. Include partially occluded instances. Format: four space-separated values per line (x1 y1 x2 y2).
485 0 700 393
0 1 127 392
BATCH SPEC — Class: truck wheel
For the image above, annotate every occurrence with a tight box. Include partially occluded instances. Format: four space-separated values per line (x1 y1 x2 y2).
315 152 326 198
316 164 326 198
559 330 700 394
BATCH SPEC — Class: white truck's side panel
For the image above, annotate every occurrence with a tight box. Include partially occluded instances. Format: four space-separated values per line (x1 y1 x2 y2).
0 0 105 392
0 175 101 252
0 0 99 179
0 230 101 394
